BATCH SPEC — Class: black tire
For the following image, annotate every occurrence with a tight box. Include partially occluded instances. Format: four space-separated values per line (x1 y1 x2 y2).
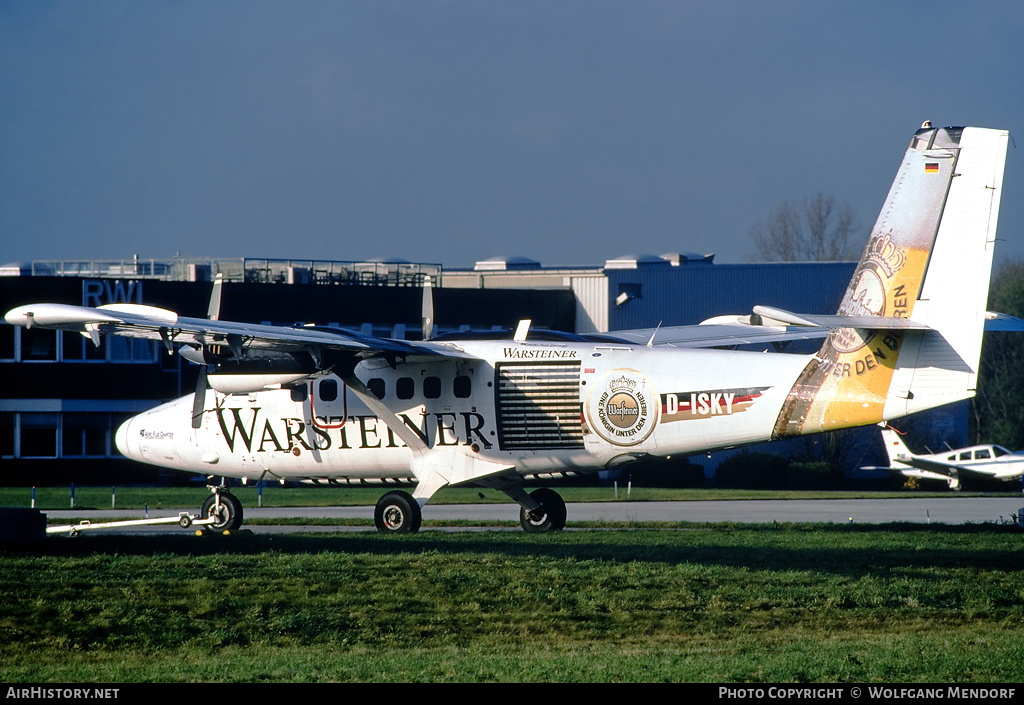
374 490 422 534
520 488 566 532
201 492 244 532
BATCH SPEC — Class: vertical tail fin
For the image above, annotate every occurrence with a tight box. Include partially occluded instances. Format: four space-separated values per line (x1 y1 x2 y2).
880 427 912 465
887 126 1009 416
774 124 1009 437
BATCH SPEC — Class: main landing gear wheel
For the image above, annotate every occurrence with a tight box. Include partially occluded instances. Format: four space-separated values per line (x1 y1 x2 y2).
201 491 243 532
375 490 422 534
520 488 566 533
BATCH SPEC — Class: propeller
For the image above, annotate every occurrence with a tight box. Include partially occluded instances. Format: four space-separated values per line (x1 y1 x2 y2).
191 274 223 429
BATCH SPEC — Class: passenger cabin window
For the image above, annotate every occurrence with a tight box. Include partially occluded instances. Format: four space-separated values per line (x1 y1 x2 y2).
959 452 971 461
423 376 441 399
454 375 472 398
974 449 991 460
397 377 415 400
319 380 338 402
290 385 308 403
368 378 385 400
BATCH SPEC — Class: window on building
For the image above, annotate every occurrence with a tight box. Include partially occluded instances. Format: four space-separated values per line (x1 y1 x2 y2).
60 331 105 361
20 328 56 361
61 331 86 361
106 337 158 363
0 413 14 458
616 283 643 306
0 325 14 361
62 414 108 457
20 414 58 458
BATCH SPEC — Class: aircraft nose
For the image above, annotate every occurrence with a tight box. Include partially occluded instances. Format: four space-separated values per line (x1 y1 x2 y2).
115 416 138 460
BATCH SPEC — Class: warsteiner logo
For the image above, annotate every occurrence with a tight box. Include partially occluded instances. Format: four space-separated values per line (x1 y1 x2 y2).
588 369 659 446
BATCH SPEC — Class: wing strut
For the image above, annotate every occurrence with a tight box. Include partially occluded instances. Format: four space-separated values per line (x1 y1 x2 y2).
192 274 224 429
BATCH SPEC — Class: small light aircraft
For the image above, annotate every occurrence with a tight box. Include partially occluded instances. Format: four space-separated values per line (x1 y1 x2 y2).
4 123 1012 533
876 427 1024 490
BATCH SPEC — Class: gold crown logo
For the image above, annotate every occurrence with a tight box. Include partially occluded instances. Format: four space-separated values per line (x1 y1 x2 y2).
865 231 906 278
609 375 636 393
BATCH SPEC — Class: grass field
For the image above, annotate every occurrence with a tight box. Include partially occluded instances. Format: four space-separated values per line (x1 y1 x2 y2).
2 523 1023 682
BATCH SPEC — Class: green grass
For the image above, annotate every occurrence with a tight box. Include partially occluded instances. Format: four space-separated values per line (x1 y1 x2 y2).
2 525 1023 682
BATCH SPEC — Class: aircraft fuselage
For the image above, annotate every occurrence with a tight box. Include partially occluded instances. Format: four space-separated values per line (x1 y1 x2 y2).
116 339 811 484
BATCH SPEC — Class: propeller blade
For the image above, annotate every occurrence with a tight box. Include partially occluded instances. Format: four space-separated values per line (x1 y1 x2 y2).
421 275 434 340
207 273 223 321
192 368 208 429
179 344 207 365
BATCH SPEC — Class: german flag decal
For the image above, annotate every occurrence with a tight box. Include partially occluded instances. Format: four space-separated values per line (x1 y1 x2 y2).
925 162 939 173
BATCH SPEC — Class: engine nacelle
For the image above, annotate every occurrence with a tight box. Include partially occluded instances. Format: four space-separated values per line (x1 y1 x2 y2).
190 349 318 394
207 372 312 394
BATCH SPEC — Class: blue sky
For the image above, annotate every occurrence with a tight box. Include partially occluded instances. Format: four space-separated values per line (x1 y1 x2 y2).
2 1 1023 269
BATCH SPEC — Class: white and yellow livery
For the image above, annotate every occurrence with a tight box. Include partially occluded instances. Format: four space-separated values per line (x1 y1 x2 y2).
6 124 1011 532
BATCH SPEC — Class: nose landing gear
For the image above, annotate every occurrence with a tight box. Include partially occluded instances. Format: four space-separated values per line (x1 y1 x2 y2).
201 488 244 532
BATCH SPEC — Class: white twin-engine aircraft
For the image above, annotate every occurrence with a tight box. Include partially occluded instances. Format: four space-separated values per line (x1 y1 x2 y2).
877 427 1024 491
5 124 1011 533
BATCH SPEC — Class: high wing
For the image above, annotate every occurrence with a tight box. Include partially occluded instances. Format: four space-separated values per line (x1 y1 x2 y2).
10 300 1024 358
4 301 478 363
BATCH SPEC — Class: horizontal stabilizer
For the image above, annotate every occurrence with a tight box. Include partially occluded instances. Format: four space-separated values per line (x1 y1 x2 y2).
752 305 931 331
984 312 1024 332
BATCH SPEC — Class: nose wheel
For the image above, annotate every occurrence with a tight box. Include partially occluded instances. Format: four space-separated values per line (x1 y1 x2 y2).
201 490 243 532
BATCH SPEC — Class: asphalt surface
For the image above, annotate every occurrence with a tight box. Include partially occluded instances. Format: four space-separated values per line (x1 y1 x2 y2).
40 497 1024 535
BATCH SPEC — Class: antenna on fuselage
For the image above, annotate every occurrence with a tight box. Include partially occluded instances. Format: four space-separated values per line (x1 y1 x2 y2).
514 319 532 341
647 321 663 347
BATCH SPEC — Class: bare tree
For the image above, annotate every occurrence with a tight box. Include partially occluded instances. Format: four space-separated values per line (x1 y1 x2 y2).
972 258 1024 447
750 193 860 262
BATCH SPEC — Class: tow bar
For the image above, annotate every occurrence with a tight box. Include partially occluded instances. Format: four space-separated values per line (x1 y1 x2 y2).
46 512 220 536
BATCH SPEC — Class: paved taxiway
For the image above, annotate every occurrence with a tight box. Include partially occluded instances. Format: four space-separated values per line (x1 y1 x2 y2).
43 497 1024 533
